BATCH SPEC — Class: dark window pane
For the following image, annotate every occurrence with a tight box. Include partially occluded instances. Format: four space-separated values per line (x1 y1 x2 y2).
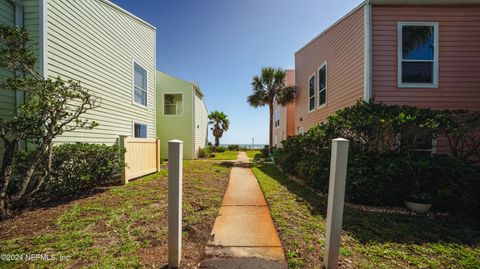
402 62 433 83
309 98 314 110
319 89 326 106
319 66 326 90
134 124 147 138
309 76 315 97
402 26 434 60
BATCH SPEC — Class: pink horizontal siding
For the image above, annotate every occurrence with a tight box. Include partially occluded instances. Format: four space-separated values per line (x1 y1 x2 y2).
371 5 480 111
372 5 480 154
295 6 365 133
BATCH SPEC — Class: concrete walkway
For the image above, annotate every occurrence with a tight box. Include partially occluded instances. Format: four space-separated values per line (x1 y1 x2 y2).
200 152 287 269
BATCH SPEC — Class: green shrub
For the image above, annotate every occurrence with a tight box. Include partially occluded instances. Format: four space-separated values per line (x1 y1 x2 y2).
228 144 240 151
42 143 125 197
274 100 480 217
214 146 227 153
261 145 270 157
197 147 210 158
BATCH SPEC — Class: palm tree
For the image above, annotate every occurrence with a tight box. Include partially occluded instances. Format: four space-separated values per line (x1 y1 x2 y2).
247 67 295 152
208 111 229 147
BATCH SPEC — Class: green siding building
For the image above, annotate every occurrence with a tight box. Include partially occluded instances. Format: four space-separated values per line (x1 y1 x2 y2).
156 71 208 160
1 0 157 148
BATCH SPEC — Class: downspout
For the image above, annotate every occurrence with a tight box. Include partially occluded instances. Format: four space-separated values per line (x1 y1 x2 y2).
363 1 372 101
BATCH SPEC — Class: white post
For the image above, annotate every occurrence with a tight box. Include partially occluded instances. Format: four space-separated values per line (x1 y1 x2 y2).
324 138 349 269
168 140 183 268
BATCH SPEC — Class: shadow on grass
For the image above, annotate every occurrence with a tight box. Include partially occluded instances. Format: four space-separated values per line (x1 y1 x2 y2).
254 163 480 246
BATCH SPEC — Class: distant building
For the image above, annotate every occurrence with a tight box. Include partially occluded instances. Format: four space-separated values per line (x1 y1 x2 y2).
156 71 208 159
295 0 480 154
272 70 296 148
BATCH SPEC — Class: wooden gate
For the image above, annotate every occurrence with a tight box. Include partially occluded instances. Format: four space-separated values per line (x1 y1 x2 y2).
119 136 160 184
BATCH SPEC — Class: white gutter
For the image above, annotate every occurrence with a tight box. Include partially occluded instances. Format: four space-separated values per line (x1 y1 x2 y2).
363 3 372 101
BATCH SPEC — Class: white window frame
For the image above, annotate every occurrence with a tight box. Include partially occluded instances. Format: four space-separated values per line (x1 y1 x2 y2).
163 92 184 116
397 21 439 88
317 62 327 109
132 61 148 108
132 121 148 138
274 108 280 129
298 127 305 135
308 74 316 113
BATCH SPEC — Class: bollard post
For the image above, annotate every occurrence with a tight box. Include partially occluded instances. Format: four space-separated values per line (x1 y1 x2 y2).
168 140 183 268
324 138 349 269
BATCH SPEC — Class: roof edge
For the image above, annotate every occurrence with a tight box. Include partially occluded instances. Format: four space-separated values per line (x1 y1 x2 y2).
295 1 367 55
369 0 480 5
98 0 156 30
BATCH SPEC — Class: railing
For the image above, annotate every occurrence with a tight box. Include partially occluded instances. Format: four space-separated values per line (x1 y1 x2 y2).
118 136 160 184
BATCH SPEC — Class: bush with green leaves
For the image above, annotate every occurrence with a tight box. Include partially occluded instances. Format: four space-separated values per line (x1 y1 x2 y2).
227 144 240 151
274 100 480 216
42 143 125 197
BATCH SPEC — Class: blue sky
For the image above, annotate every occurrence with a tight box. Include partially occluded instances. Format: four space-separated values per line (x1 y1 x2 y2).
112 0 363 145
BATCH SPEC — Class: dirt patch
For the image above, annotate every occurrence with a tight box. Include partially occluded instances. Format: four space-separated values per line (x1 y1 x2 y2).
0 160 231 268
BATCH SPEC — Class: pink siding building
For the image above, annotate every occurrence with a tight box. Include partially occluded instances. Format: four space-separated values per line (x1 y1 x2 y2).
295 0 480 152
272 70 296 148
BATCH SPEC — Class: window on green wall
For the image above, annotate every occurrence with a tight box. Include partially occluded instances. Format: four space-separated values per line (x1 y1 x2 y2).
164 94 183 115
133 62 148 106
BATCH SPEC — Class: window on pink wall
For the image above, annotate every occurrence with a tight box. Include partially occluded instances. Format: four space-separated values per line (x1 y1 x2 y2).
397 22 439 88
308 75 315 112
318 63 327 107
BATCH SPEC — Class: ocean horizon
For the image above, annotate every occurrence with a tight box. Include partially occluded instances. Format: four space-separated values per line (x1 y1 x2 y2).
219 143 267 149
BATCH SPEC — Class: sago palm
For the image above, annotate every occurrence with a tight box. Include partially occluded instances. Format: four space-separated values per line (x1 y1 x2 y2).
208 111 229 147
247 67 295 152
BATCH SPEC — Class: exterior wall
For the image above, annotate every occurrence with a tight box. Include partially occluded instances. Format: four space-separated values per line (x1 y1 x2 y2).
193 90 208 156
295 6 365 134
285 70 296 137
371 5 480 153
272 69 296 147
46 0 156 145
371 5 480 110
0 1 16 122
156 71 194 160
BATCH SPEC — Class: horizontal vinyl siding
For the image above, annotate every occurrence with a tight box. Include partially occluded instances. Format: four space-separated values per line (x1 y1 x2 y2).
295 7 365 133
156 72 194 159
47 0 156 146
371 6 480 154
193 92 208 156
0 0 16 122
371 6 480 111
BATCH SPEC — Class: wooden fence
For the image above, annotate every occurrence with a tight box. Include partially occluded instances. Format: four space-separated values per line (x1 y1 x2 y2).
119 136 160 184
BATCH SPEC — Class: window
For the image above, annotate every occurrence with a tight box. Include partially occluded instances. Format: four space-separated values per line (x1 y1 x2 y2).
164 94 183 115
133 62 147 106
298 127 304 135
134 123 147 138
274 108 280 128
308 75 315 112
398 22 438 87
318 64 327 107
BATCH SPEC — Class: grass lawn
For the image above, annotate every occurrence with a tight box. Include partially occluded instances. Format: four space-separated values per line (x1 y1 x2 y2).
245 150 263 160
209 150 239 160
252 163 480 269
0 160 232 268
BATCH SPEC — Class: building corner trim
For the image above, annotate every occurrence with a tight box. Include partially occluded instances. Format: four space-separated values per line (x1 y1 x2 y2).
363 3 372 101
40 0 48 78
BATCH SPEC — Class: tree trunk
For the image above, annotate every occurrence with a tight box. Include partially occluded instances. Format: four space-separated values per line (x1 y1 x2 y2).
268 104 274 154
0 140 16 219
215 136 220 147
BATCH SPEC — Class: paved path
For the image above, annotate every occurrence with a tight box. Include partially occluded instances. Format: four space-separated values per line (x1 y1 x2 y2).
200 152 287 269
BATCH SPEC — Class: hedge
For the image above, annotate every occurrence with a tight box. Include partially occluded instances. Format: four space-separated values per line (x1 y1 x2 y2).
274 101 480 217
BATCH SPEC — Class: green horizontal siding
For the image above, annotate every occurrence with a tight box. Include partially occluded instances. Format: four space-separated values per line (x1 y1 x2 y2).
47 0 156 145
156 71 194 159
